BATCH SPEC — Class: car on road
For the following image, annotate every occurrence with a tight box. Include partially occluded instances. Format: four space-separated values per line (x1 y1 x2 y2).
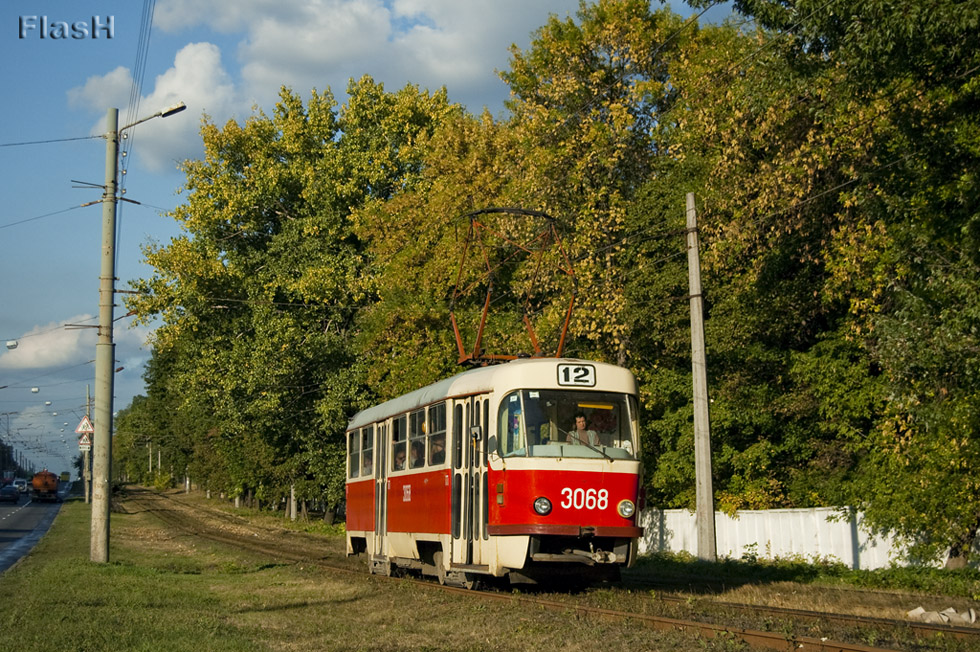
12 478 27 493
0 484 20 503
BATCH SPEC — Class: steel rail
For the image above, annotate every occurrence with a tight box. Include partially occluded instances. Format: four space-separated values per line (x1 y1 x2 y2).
649 593 979 642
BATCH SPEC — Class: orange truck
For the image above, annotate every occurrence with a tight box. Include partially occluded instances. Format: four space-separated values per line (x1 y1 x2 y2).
31 470 60 502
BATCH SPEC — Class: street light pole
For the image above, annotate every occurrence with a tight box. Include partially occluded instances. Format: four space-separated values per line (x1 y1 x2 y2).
90 102 185 563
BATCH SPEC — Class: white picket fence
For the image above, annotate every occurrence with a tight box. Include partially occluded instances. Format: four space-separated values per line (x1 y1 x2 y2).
638 507 908 570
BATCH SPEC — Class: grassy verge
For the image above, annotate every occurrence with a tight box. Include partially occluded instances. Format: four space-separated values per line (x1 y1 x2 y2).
632 551 980 600
0 497 715 652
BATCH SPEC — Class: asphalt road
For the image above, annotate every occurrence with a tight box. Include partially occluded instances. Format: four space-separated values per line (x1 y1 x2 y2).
0 484 70 573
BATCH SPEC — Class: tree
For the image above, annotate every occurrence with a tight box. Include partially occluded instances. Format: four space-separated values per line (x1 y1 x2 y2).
501 0 689 364
680 0 980 564
128 79 460 509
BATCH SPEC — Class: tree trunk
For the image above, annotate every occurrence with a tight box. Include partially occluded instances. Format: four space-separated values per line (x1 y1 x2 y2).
945 521 979 569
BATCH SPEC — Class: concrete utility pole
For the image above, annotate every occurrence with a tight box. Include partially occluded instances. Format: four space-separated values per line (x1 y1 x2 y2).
90 107 119 563
90 102 186 563
686 192 717 562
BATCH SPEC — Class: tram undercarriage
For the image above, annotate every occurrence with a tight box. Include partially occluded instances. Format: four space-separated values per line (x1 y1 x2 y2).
354 532 634 589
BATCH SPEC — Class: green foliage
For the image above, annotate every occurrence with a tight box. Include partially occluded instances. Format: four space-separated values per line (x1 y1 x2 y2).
501 0 690 364
125 79 460 509
635 0 980 563
118 0 980 566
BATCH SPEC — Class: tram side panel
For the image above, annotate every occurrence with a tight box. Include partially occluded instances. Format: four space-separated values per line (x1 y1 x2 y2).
385 468 452 560
345 477 375 554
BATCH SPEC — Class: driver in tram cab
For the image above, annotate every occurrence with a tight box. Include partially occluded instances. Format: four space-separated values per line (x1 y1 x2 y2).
362 450 373 476
566 412 598 446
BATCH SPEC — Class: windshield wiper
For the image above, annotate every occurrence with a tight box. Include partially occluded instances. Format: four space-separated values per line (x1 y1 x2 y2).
559 429 614 462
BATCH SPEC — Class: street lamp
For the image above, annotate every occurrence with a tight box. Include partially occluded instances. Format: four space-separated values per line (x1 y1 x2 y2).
91 102 186 564
1 412 19 476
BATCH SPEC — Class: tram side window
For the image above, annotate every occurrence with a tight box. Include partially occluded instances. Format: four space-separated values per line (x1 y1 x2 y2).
498 392 525 457
428 402 447 465
348 430 360 478
483 398 489 464
361 426 374 477
409 409 425 468
392 415 407 471
453 403 463 469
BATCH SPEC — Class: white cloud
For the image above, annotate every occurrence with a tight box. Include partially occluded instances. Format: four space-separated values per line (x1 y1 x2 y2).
0 316 152 459
0 316 150 372
57 0 588 184
133 42 240 172
155 0 307 33
238 0 393 94
150 0 581 115
67 42 239 173
69 2 594 178
93 0 723 174
67 66 134 112
0 316 96 370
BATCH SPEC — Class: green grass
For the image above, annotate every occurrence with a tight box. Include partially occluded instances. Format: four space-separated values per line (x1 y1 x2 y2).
0 499 285 651
7 494 975 651
631 550 980 599
1 497 720 652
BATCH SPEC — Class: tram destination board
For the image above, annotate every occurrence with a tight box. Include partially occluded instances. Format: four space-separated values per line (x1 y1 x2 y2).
556 363 596 387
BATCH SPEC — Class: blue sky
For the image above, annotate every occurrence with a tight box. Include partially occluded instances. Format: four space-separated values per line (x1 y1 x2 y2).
0 0 730 476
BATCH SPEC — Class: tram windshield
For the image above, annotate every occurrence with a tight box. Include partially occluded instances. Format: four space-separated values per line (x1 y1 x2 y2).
497 389 638 460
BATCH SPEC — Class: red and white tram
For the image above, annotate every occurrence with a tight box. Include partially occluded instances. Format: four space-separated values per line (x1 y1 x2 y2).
345 357 643 587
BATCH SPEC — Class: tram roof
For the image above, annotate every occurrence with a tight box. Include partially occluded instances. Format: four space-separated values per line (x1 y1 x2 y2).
346 357 635 432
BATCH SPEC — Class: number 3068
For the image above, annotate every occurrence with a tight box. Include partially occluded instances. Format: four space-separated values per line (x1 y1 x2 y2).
560 487 608 510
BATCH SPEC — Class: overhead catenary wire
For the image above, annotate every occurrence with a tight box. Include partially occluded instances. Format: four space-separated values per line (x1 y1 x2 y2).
115 0 158 269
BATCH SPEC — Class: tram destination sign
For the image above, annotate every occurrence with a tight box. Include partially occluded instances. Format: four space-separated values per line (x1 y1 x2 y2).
557 363 596 387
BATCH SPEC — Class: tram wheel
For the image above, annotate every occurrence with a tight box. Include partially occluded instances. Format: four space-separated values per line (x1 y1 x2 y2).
459 573 478 590
444 569 479 590
434 551 448 585
370 558 393 577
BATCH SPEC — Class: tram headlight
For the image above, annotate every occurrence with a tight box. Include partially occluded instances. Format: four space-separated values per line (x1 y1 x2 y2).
533 496 552 516
617 499 636 519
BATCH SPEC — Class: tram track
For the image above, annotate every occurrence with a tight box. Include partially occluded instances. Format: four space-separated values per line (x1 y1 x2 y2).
121 488 979 652
642 592 980 643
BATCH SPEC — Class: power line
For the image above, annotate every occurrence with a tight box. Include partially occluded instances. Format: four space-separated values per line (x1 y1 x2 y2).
0 318 94 344
0 205 87 230
0 135 101 148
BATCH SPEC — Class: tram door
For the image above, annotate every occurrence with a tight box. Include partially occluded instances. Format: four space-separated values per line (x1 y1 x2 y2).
373 423 388 559
451 395 488 567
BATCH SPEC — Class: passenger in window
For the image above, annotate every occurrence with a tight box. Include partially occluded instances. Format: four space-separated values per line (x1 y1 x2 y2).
567 412 598 446
430 434 446 465
410 441 424 468
393 449 406 471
